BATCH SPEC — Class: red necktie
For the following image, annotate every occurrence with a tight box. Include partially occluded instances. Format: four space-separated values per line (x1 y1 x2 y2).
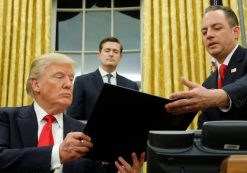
218 64 227 89
37 115 56 147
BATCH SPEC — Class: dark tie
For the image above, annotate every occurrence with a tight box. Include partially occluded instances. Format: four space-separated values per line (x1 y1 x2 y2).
37 115 56 146
106 74 112 84
218 64 227 89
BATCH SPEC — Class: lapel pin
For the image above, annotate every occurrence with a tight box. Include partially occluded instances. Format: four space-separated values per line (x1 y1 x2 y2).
231 68 237 73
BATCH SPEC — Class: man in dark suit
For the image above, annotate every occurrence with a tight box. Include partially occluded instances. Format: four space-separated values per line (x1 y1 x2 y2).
165 6 247 128
0 53 145 173
67 37 139 120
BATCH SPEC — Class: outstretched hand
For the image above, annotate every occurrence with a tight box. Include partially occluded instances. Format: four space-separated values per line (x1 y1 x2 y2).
165 77 229 114
115 152 145 173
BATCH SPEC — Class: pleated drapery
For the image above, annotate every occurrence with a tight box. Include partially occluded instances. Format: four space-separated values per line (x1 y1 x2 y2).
142 0 247 129
0 0 52 107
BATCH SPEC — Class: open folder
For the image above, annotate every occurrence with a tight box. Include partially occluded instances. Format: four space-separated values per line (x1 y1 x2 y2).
84 83 197 162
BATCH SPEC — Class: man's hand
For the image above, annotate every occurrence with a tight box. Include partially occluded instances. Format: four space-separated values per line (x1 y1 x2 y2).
115 152 145 173
59 132 93 163
165 77 230 114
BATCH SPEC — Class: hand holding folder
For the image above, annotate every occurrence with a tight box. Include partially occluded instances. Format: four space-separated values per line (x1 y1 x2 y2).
84 83 197 163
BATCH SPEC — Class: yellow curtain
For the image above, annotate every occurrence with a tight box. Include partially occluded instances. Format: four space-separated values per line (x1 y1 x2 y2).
142 0 247 130
236 0 247 46
223 0 247 46
244 0 247 45
0 0 52 107
142 0 210 130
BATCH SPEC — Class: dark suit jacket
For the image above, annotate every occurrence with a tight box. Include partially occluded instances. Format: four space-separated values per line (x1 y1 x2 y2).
0 105 104 173
198 46 247 128
67 69 139 120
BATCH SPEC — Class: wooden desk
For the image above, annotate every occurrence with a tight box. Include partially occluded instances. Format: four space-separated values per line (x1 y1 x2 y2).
220 155 247 173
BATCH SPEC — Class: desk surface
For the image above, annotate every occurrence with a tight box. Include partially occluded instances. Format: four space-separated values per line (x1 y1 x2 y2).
221 155 247 173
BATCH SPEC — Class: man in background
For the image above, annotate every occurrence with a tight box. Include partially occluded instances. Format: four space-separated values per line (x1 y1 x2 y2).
0 53 145 173
67 37 139 120
165 5 247 128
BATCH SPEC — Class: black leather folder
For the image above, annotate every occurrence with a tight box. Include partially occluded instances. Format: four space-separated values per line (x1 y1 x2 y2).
84 83 196 163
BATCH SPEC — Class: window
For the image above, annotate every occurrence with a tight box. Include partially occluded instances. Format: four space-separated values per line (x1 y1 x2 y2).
52 0 142 86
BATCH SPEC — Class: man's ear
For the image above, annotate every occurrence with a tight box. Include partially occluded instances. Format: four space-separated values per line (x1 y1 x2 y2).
31 79 40 92
233 26 240 40
119 53 123 61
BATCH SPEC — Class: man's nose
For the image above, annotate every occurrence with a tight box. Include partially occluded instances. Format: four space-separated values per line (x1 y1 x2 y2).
109 50 114 56
64 77 73 88
206 28 214 39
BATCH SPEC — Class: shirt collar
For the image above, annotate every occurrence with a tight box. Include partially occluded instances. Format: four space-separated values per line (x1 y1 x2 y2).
34 101 63 128
98 66 117 78
215 44 238 70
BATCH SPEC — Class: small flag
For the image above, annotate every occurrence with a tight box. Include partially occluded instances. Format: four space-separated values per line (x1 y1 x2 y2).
210 0 223 5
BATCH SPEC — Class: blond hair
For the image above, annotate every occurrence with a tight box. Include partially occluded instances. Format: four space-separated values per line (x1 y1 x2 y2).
26 53 75 97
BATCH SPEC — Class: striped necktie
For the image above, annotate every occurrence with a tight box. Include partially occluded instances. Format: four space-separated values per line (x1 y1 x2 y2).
106 74 113 84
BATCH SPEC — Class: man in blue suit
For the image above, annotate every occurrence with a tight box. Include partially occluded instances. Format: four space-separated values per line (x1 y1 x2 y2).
0 53 145 173
67 37 139 120
165 6 247 128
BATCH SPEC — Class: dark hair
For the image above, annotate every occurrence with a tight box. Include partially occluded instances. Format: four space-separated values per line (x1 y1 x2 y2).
205 5 239 27
99 37 123 53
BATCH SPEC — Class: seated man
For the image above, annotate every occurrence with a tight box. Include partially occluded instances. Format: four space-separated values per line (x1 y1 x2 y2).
0 53 145 173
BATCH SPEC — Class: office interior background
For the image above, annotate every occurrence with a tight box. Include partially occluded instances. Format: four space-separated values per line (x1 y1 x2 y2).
0 0 247 129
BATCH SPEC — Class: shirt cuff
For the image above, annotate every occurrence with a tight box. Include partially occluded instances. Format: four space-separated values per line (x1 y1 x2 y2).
219 93 232 112
51 144 62 170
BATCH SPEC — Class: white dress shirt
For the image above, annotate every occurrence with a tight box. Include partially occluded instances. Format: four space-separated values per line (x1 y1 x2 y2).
98 66 117 85
34 102 63 173
214 45 238 112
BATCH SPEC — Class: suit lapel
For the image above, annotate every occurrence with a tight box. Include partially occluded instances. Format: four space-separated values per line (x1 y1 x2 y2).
63 115 81 137
16 105 38 147
209 71 218 89
63 115 86 173
224 46 244 85
116 73 123 86
92 69 104 91
63 115 71 137
63 115 74 173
